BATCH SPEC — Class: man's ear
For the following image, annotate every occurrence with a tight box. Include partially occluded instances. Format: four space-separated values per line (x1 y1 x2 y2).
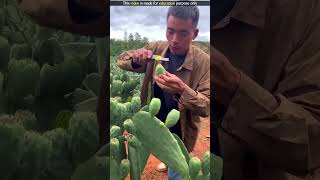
193 28 199 40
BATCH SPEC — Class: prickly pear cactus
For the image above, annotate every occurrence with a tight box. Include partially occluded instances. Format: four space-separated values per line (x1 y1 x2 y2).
12 131 53 180
131 102 190 179
68 112 99 166
43 128 74 180
0 123 25 180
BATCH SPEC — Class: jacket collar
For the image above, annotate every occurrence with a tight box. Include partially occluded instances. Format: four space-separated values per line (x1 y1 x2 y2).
230 0 269 28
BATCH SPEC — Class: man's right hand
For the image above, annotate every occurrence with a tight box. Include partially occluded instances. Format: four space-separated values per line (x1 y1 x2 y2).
132 48 153 65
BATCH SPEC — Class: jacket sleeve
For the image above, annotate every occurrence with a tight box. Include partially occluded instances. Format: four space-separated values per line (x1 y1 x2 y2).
116 42 158 73
220 0 320 174
177 54 210 117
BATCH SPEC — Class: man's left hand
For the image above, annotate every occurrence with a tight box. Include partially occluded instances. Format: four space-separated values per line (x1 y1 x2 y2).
154 72 186 95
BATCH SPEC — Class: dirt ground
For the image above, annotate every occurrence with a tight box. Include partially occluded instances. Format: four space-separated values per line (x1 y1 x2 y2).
125 117 210 180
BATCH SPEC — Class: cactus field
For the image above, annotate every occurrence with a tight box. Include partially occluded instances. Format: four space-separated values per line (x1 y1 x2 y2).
0 0 108 180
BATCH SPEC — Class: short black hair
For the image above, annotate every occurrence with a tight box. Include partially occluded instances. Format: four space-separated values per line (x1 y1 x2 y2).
167 5 200 27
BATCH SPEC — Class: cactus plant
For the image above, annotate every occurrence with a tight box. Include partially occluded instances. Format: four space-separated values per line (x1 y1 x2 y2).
68 112 99 165
0 123 25 180
43 128 73 180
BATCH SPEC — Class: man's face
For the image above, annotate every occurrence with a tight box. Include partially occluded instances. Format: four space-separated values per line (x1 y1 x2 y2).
166 15 198 55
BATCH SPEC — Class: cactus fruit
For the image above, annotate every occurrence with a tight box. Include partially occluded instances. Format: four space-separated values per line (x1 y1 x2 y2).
111 80 122 96
155 63 166 76
7 59 40 103
111 125 121 138
68 112 99 165
132 110 189 178
148 98 161 116
124 119 136 134
9 44 32 60
119 159 130 179
110 138 120 158
189 157 201 179
165 109 180 128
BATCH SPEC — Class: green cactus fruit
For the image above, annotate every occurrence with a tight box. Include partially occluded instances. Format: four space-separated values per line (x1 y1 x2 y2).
59 60 83 95
149 98 161 116
211 153 223 180
0 123 25 180
0 36 10 71
110 125 121 138
7 59 40 101
172 133 190 163
132 111 189 178
201 152 210 176
39 64 60 95
129 97 141 114
10 44 32 60
120 159 130 179
14 110 37 131
189 157 201 179
68 112 99 165
165 109 180 128
110 138 119 158
36 38 64 65
155 63 166 76
111 80 122 96
124 119 136 134
43 128 73 180
13 131 53 180
120 73 130 82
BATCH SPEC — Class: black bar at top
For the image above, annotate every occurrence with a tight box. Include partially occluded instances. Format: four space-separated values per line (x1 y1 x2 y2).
110 1 210 6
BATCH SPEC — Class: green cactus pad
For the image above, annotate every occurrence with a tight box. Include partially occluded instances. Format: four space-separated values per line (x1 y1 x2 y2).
155 63 166 76
148 98 161 116
165 109 180 128
132 111 189 178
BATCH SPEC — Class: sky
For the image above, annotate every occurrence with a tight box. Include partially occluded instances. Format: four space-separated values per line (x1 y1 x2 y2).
110 5 210 42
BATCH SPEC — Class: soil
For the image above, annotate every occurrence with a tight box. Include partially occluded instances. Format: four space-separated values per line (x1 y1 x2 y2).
125 116 210 180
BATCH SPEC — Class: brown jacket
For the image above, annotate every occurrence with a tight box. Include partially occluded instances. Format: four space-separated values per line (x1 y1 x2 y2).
214 0 320 179
117 41 210 152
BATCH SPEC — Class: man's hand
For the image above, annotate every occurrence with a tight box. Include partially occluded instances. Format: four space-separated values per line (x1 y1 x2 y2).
154 72 186 95
212 47 240 106
132 48 153 65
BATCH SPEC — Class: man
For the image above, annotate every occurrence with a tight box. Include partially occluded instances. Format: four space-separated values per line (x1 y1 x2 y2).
117 5 210 180
213 0 320 179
